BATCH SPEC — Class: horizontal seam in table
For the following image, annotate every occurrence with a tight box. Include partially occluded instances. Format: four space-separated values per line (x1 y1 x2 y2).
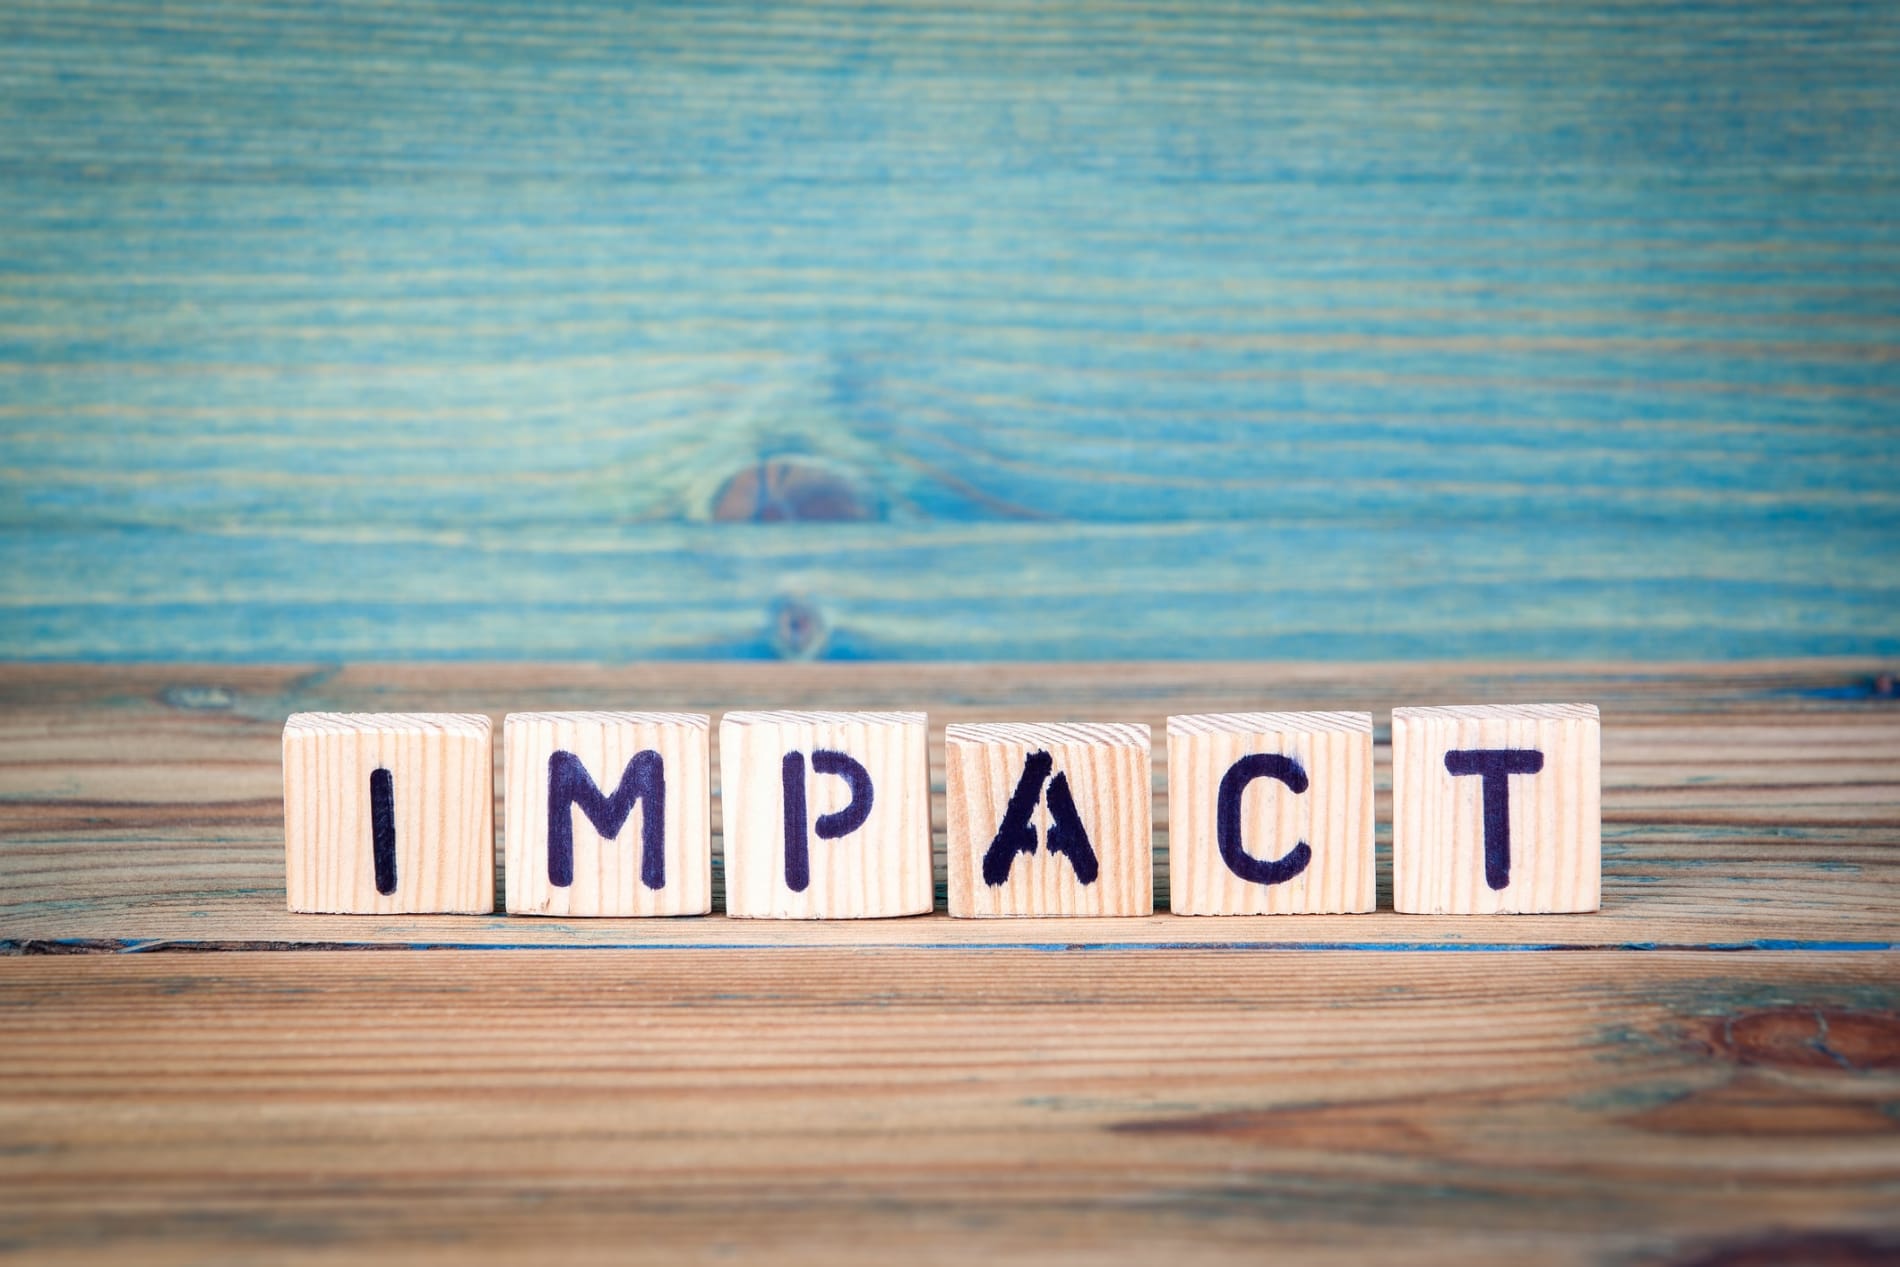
4 937 1894 955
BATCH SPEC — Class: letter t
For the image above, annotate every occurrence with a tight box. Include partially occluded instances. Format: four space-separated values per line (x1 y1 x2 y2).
1444 748 1545 891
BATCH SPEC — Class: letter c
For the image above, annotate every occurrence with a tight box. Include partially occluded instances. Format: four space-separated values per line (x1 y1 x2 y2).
1216 753 1313 887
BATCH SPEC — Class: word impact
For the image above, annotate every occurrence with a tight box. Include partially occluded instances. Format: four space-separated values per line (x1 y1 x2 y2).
283 704 1601 919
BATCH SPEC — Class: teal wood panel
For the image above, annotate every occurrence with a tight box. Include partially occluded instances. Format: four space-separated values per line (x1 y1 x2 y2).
1 0 1895 660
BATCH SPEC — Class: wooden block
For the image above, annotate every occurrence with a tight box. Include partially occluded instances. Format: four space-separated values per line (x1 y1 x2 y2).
503 712 711 917
719 710 931 919
1392 703 1601 914
283 712 494 914
944 722 1152 917
1165 712 1375 915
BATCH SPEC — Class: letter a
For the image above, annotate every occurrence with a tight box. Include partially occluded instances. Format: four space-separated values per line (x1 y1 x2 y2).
981 750 1098 887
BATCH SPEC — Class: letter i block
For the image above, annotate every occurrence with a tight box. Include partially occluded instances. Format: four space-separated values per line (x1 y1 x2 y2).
1166 712 1375 915
719 711 931 919
504 712 711 917
945 723 1153 917
283 713 494 914
1392 704 1601 914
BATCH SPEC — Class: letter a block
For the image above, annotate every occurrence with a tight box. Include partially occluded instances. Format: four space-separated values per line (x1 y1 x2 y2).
945 723 1152 917
1166 712 1374 915
504 712 711 917
283 713 494 914
1392 704 1601 914
719 711 931 918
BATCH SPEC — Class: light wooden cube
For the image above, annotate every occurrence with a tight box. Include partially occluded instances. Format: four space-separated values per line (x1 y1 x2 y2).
1166 712 1375 915
1392 703 1601 914
719 710 931 919
944 722 1152 917
503 712 711 917
283 712 494 914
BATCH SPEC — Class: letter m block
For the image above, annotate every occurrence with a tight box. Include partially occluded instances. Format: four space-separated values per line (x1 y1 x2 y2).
505 712 711 916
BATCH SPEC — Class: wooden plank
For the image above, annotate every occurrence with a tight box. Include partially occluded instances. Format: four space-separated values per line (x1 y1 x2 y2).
0 662 1895 949
6 509 1896 663
1 2 1896 660
0 949 1894 1264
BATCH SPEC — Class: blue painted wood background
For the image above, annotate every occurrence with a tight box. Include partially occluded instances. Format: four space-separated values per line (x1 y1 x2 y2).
2 0 1896 661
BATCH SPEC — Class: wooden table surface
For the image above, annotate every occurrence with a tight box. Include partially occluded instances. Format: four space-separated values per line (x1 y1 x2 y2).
2 661 1897 1264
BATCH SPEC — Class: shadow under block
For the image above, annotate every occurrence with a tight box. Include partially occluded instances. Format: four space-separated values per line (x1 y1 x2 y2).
719 711 932 919
945 722 1153 917
1166 712 1375 915
282 713 494 914
1391 703 1602 915
504 712 711 917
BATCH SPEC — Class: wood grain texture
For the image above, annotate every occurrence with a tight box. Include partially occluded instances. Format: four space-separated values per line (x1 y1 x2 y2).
2 661 1896 1260
1393 704 1602 915
281 712 492 914
2 662 1894 948
1 1 1897 662
719 710 932 918
1167 712 1375 915
0 949 1895 1265
944 721 1152 917
503 711 710 917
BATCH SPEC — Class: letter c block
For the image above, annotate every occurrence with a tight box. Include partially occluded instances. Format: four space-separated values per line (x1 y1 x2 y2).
1166 712 1374 915
504 712 711 917
1392 704 1601 914
719 711 931 919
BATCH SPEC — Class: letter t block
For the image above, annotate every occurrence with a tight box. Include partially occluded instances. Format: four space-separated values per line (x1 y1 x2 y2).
504 712 711 916
720 711 931 918
283 712 494 914
1392 704 1601 914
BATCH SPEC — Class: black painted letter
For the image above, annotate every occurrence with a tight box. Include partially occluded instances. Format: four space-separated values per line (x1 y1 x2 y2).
369 767 397 895
782 751 809 892
980 751 1098 887
983 751 1052 886
1041 771 1098 885
547 749 666 890
1216 753 1313 886
810 749 874 840
1444 748 1545 890
781 748 875 892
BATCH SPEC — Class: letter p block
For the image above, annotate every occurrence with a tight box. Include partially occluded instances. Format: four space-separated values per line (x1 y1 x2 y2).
1392 704 1601 914
720 711 931 918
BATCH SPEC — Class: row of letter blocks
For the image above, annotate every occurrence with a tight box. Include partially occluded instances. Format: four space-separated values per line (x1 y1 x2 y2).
284 704 1600 918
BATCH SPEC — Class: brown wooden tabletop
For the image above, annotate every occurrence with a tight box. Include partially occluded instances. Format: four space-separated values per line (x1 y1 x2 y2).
2 662 1896 1264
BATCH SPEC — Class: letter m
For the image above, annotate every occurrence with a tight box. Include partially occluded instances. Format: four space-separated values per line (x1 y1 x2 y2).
547 750 666 891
